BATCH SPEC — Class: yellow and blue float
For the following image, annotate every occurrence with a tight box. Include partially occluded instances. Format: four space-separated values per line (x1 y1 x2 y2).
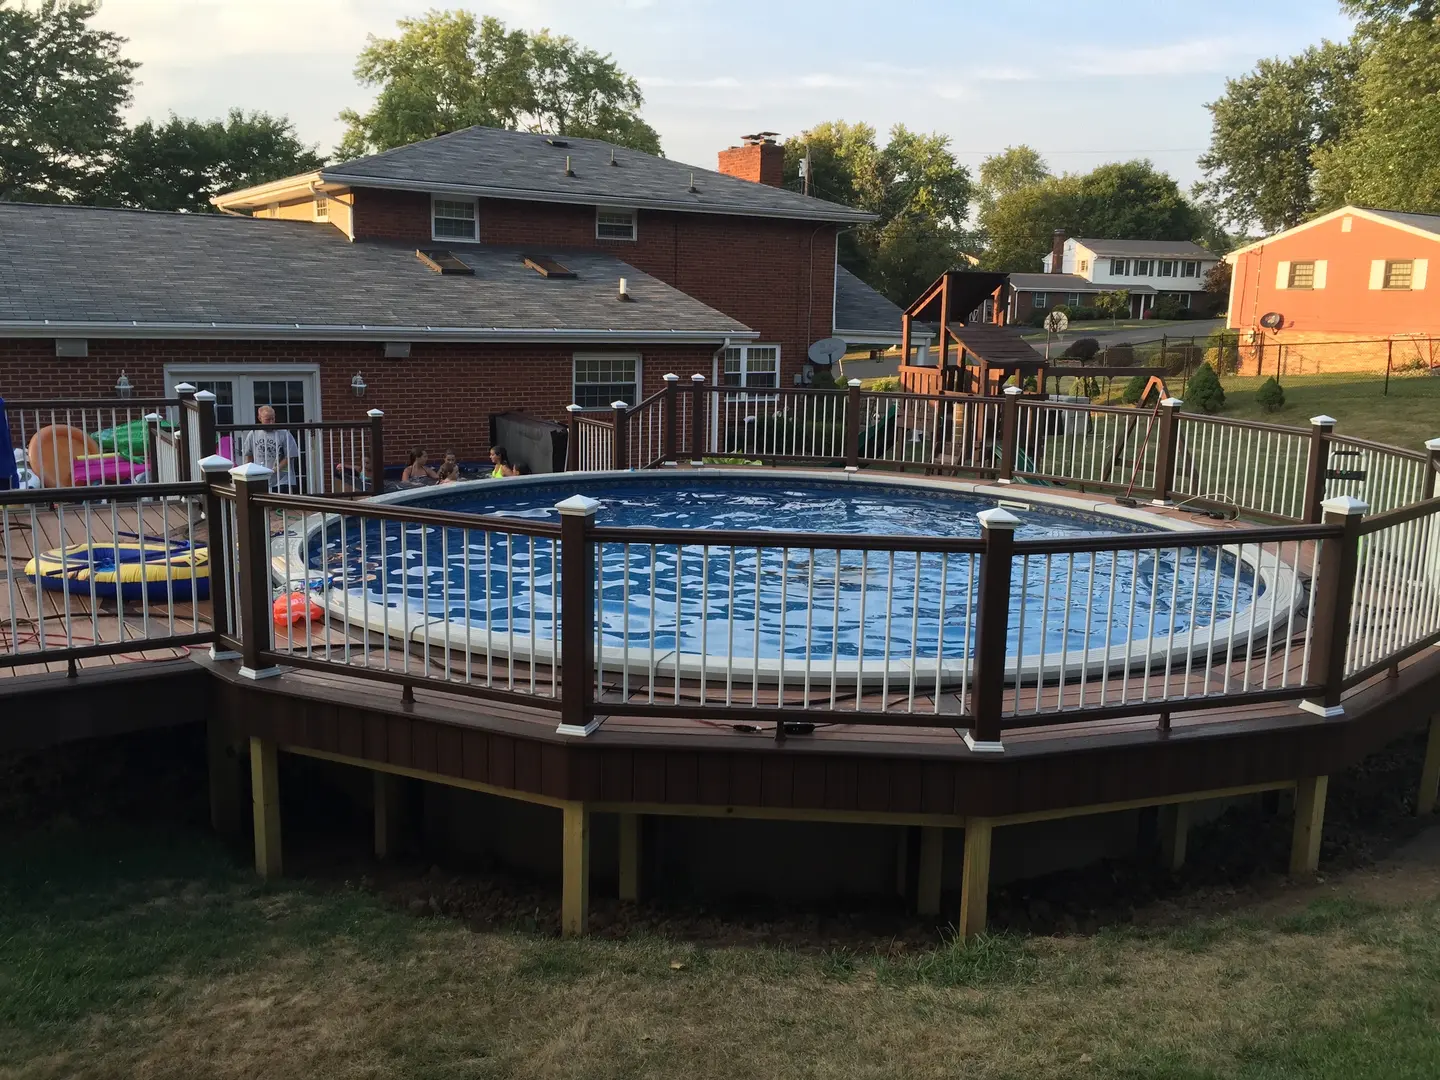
26 538 209 603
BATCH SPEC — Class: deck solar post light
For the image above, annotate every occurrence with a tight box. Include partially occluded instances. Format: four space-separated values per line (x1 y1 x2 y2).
351 372 368 398
114 371 133 399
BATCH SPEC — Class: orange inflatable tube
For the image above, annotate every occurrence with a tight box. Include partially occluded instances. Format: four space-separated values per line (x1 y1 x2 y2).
26 425 100 488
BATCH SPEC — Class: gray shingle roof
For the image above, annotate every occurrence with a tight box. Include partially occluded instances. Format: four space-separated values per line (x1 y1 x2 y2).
319 126 872 224
0 202 753 341
1363 208 1440 237
833 266 906 336
1073 238 1217 259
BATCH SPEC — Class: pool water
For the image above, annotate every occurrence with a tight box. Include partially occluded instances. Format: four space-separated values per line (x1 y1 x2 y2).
306 476 1259 663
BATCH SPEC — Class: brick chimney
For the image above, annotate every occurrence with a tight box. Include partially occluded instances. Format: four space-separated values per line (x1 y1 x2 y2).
718 132 785 188
1050 230 1067 274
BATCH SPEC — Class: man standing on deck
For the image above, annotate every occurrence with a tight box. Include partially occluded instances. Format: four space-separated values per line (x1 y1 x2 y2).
241 406 302 493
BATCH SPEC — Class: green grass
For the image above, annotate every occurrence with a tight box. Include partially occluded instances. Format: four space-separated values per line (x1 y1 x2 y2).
3 825 1440 1079
1203 373 1440 450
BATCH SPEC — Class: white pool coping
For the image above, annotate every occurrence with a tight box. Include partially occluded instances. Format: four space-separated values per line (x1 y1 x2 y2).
271 468 1307 688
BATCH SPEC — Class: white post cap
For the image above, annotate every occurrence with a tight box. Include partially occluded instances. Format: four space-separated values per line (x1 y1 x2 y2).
1425 438 1440 452
848 378 862 388
366 408 385 418
610 400 630 410
1003 385 1024 396
193 389 216 403
566 403 583 412
977 507 1022 530
173 382 197 394
230 462 273 482
142 412 163 422
198 454 234 473
1160 397 1183 408
691 373 706 382
1310 415 1337 427
1320 494 1368 516
555 495 602 517
663 372 680 382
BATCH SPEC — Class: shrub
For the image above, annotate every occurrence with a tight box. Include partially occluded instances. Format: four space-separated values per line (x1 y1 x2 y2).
1149 296 1193 321
1204 328 1240 375
1062 337 1101 362
1186 362 1226 413
1255 376 1285 413
1122 374 1149 404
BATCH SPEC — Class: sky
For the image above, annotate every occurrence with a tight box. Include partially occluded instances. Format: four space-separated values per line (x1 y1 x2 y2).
90 0 1356 189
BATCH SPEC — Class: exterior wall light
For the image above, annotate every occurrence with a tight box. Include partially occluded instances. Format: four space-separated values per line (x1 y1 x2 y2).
115 371 133 399
351 372 368 398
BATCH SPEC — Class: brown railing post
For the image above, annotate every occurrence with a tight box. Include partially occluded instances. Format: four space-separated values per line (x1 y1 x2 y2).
1300 495 1367 718
1427 437 1440 499
230 462 281 680
689 375 706 464
565 404 583 471
1151 397 1184 505
143 411 163 482
998 386 1023 483
556 495 601 735
611 400 629 470
194 390 219 460
845 378 862 472
662 373 680 466
367 408 385 495
200 454 238 659
174 383 197 481
968 508 1019 753
1302 415 1337 523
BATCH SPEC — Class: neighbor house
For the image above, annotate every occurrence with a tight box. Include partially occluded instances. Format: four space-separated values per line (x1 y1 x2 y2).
0 128 891 461
1226 205 1439 376
1007 231 1221 322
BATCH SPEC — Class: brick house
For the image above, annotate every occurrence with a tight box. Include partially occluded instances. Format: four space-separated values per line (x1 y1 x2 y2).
0 127 886 463
1226 205 1439 375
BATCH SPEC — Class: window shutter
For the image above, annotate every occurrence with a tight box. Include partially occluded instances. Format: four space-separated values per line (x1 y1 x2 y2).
1414 259 1428 290
1369 260 1386 290
1275 261 1291 289
1313 260 1327 289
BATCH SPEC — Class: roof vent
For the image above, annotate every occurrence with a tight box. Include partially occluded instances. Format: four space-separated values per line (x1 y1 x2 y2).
523 255 577 279
565 154 575 177
618 277 633 302
610 149 618 167
547 137 569 148
688 172 699 194
416 249 475 275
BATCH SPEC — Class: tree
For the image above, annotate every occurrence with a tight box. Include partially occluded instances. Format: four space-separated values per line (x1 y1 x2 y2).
1197 43 1361 232
337 10 660 159
1312 17 1440 213
1341 0 1437 21
782 121 973 304
1095 291 1131 324
1255 376 1286 413
1203 260 1233 301
981 161 1205 272
0 0 136 202
96 111 324 213
977 145 1050 212
1186 362 1226 413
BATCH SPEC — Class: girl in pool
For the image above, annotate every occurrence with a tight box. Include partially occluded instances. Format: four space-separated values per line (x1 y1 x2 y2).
401 447 439 483
489 446 517 478
436 450 460 484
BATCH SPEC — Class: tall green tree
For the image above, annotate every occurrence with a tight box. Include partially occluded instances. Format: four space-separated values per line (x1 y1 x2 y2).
0 0 136 202
1197 42 1361 232
1341 0 1437 21
1313 15 1440 212
96 110 325 213
338 10 660 159
977 145 1050 212
981 161 1207 272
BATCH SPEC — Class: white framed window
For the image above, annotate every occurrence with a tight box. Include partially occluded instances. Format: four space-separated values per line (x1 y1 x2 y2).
1182 260 1199 277
1288 261 1316 289
1384 260 1414 290
722 345 780 391
1032 293 1049 310
1133 259 1152 276
314 196 329 222
1111 258 1128 276
1158 260 1176 277
573 353 641 411
432 196 478 241
1066 293 1081 306
596 207 637 241
1079 259 1089 273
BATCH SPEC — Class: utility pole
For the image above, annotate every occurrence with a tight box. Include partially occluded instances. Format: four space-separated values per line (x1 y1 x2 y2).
802 146 812 198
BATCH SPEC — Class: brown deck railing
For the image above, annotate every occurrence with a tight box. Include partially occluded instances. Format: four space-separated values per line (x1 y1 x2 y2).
5 395 185 489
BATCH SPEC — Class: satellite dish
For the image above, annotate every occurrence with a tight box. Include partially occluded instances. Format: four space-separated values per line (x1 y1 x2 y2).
1259 312 1285 330
1043 311 1070 334
807 337 847 366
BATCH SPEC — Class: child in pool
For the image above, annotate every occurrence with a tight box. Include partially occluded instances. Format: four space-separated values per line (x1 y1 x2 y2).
401 447 439 483
436 450 460 484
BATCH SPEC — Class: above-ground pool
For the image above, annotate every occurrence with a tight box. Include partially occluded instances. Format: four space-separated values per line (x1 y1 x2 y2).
295 472 1294 683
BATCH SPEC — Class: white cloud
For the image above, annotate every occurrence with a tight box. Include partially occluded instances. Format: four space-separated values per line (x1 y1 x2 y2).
1069 38 1255 77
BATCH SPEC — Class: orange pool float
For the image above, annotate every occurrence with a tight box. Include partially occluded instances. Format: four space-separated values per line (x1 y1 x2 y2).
26 425 100 488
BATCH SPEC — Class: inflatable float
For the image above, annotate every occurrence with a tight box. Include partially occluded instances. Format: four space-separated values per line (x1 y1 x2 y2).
26 538 210 603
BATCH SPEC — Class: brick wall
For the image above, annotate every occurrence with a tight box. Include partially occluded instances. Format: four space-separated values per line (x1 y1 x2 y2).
349 188 839 385
0 338 714 464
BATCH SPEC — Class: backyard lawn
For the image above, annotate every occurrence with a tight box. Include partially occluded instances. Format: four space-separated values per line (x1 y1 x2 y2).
1206 373 1440 451
3 824 1439 1080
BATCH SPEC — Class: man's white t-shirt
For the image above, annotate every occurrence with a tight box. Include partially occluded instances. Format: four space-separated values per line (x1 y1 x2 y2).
242 427 301 487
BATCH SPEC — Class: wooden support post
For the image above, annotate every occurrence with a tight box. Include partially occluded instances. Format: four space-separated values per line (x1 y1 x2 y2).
1151 397 1183 505
1301 496 1367 718
611 399 629 470
250 736 282 879
1302 416 1336 523
690 374 707 464
844 378 862 471
1159 802 1190 871
174 383 196 481
565 404 583 471
618 812 641 901
555 495 600 735
199 454 237 657
1427 438 1440 499
1418 714 1440 816
144 412 163 483
231 462 280 679
1290 776 1328 875
998 386 1022 482
367 408 385 494
969 509 1019 752
662 373 680 466
374 772 404 860
917 825 944 916
937 278 950 370
900 312 912 367
959 818 994 939
561 802 591 936
193 390 219 460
